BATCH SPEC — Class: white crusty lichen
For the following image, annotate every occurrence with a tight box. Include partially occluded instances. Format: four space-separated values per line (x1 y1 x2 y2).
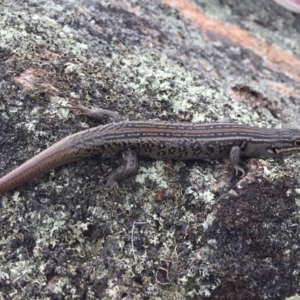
295 189 300 206
186 166 216 205
135 161 169 188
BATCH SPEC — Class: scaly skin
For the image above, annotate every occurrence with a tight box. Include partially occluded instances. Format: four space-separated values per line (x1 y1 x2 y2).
0 120 300 194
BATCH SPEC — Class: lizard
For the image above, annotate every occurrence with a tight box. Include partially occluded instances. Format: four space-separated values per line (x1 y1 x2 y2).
0 103 300 194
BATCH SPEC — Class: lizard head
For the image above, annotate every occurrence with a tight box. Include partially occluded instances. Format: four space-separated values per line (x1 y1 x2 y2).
266 128 300 156
244 128 300 158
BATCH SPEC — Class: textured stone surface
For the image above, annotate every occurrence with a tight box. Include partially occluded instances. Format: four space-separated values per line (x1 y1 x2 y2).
0 0 300 298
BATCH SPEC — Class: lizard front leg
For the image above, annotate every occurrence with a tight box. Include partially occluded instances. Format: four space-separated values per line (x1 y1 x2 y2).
104 150 138 189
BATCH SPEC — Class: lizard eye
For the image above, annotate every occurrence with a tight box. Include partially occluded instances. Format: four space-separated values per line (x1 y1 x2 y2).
295 140 300 146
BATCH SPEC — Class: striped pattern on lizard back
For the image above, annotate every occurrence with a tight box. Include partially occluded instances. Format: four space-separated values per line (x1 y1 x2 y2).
68 121 295 160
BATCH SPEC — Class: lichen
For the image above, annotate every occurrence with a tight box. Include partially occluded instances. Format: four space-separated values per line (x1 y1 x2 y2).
0 0 300 298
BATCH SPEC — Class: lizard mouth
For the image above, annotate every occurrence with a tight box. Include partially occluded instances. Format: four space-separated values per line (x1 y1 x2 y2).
268 147 300 155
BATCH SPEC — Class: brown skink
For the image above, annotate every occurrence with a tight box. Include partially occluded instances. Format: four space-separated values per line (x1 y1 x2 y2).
1 107 300 194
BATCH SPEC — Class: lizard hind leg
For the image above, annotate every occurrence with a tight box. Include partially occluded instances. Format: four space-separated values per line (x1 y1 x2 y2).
61 102 125 123
104 149 138 190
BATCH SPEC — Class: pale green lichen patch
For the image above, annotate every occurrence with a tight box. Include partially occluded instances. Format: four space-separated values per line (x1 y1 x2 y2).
186 166 216 205
0 11 87 58
135 161 169 188
286 295 300 300
294 188 300 206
